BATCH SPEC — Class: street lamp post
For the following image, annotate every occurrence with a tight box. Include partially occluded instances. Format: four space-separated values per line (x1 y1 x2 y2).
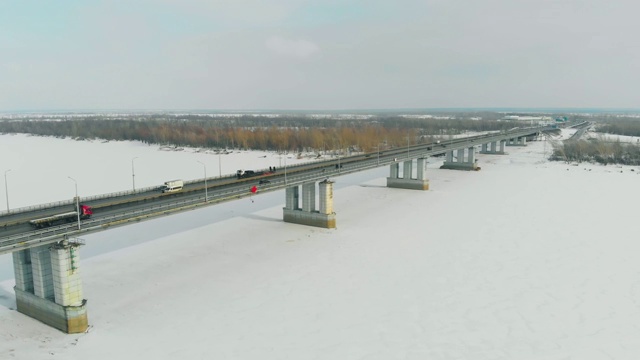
218 152 222 178
284 154 287 185
197 161 208 202
335 139 342 173
131 157 139 192
4 169 11 213
376 142 387 166
68 176 81 230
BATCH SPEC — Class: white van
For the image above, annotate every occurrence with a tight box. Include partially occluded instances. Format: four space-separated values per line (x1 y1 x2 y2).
162 180 184 193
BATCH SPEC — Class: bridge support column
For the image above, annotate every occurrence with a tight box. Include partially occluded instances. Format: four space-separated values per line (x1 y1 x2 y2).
318 180 335 221
467 147 475 164
285 186 300 210
283 180 336 228
507 137 527 146
480 141 506 155
301 183 315 212
417 158 427 181
445 151 454 163
12 240 88 334
389 162 399 178
31 245 55 300
441 147 479 171
386 158 429 190
402 160 412 179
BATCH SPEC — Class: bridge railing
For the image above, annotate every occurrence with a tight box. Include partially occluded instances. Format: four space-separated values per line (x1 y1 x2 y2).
0 199 77 217
0 195 215 253
0 166 340 252
0 156 331 218
0 187 158 217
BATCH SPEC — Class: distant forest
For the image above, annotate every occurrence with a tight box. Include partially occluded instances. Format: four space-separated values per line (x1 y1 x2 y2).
3 113 640 165
594 118 640 137
0 113 528 152
551 139 640 165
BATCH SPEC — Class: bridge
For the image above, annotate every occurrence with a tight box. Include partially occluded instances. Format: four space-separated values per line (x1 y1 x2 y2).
0 126 551 333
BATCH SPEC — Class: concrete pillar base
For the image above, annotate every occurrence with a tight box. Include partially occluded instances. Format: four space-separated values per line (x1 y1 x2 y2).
283 209 336 229
506 138 527 147
479 151 506 155
440 162 480 171
15 288 88 334
386 177 429 190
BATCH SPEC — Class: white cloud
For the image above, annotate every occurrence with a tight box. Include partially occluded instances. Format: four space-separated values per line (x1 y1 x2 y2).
265 36 320 59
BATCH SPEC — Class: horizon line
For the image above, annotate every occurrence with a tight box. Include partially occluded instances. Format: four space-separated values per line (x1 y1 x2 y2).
2 107 640 115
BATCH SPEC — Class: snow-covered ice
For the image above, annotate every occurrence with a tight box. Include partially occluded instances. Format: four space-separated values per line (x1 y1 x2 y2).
1 130 639 359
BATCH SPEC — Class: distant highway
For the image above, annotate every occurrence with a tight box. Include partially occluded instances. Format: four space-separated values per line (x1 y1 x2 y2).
568 121 592 140
0 126 551 255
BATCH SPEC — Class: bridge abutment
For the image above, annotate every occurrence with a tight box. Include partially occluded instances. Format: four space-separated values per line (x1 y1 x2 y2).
386 158 429 190
12 240 88 334
440 147 479 171
283 180 336 228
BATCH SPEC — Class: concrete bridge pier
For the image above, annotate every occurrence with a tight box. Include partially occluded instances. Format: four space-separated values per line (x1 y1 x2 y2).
445 151 454 163
526 133 539 141
386 158 429 190
283 180 336 228
507 136 527 146
440 147 479 171
12 239 88 334
480 140 506 155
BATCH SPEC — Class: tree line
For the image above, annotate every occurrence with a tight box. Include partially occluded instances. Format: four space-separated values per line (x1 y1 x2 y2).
551 139 640 165
3 112 639 163
593 117 640 137
0 114 524 153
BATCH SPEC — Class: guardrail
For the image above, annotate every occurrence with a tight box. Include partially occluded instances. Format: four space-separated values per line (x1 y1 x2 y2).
0 185 248 254
0 164 349 254
0 155 337 218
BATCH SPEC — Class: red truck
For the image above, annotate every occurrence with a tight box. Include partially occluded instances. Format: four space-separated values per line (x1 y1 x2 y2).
29 205 93 229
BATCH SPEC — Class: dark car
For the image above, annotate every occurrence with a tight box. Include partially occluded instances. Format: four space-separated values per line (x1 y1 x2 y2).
259 179 271 184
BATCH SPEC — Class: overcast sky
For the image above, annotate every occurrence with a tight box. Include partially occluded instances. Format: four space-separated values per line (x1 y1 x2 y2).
1 0 638 111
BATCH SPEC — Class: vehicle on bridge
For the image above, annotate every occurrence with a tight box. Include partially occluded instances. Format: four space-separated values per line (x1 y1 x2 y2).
29 205 93 229
162 180 184 193
236 169 272 179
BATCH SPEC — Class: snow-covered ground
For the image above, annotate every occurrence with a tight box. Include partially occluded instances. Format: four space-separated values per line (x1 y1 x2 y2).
1 130 640 359
585 131 640 144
